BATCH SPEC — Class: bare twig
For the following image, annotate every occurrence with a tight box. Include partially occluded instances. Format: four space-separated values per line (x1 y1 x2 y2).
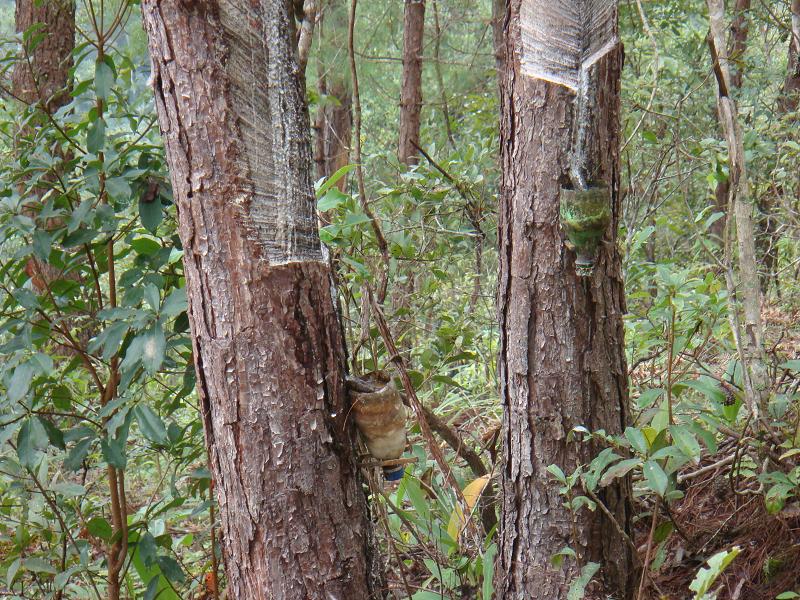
296 0 317 75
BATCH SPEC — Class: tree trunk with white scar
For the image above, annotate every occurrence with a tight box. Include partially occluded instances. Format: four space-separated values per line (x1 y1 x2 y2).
497 0 634 597
141 1 384 598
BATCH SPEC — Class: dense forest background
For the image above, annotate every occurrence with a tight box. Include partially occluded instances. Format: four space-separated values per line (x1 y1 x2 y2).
0 0 798 598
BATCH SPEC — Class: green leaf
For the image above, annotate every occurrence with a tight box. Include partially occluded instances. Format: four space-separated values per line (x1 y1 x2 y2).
636 387 663 409
86 517 113 541
134 405 168 445
780 360 800 373
13 288 40 310
17 417 49 468
585 448 622 489
101 436 127 469
654 521 674 543
50 385 72 411
625 426 649 455
546 464 567 484
643 460 669 496
161 288 187 318
50 482 86 497
40 418 65 450
30 352 53 375
64 436 94 471
8 362 35 403
139 196 163 232
550 546 577 568
315 164 355 198
682 377 726 404
689 547 741 599
722 397 742 423
62 227 99 247
120 334 146 374
642 130 658 143
105 177 132 203
144 576 160 600
131 236 161 256
7 557 21 587
92 321 130 360
54 565 81 590
155 556 185 584
32 230 51 261
402 477 431 523
482 543 496 600
141 325 167 375
431 374 462 388
138 532 158 567
23 557 56 575
69 199 93 232
651 540 668 571
129 531 181 600
670 425 701 462
317 187 349 212
567 562 600 600
143 283 161 313
95 60 114 100
599 458 640 487
87 118 106 153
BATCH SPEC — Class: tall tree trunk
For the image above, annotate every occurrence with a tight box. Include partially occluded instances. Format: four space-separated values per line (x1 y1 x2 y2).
141 2 383 598
491 0 505 74
398 0 425 165
497 1 633 598
12 0 74 111
780 0 800 110
314 0 352 187
13 0 76 291
728 0 751 89
710 0 750 241
707 0 769 417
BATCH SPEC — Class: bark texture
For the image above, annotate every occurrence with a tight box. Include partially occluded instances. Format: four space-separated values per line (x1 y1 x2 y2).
398 0 425 165
497 1 633 598
314 0 352 185
13 0 79 346
141 2 383 598
12 0 75 110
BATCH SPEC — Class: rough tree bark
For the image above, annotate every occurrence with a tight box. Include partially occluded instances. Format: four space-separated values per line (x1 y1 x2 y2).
12 0 74 111
497 1 633 598
314 0 352 187
398 0 425 165
13 0 76 292
141 2 383 598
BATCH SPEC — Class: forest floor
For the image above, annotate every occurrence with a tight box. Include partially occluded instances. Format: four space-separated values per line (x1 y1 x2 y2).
641 305 800 599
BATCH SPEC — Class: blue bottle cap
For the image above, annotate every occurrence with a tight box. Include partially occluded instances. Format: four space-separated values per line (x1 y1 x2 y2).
383 465 405 481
